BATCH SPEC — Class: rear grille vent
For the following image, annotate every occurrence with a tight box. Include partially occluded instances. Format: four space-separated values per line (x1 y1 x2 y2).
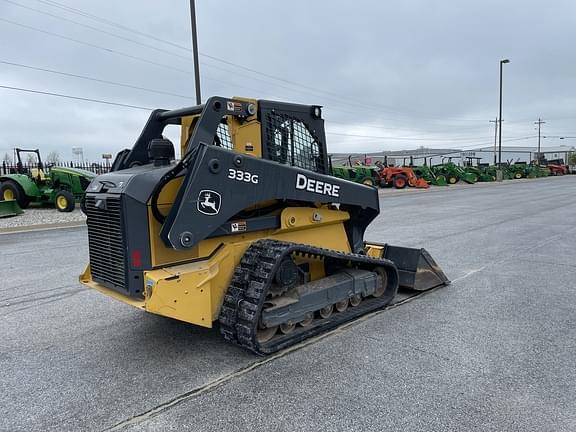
85 195 127 291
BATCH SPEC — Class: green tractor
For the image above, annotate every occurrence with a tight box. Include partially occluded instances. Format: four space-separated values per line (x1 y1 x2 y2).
525 164 550 178
464 165 495 182
330 164 379 186
0 148 96 212
506 162 527 179
483 165 513 180
462 158 495 182
432 159 478 184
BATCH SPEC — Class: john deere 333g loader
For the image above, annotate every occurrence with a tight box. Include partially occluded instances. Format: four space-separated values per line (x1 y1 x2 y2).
80 97 448 355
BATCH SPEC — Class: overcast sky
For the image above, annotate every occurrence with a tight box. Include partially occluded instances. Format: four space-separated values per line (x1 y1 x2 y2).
0 0 575 162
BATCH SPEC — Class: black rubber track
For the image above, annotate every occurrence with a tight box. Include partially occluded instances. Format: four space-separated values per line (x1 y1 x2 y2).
218 239 400 355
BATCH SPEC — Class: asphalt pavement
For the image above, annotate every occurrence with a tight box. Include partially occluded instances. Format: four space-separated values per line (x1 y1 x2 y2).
1 175 575 431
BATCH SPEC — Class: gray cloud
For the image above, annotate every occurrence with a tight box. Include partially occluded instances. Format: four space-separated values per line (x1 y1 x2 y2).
0 0 574 161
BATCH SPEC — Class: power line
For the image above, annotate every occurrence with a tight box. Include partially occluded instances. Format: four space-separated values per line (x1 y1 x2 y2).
326 131 524 142
4 0 385 113
0 17 193 76
20 0 488 122
0 83 546 155
4 0 335 104
27 0 389 111
1 0 194 62
0 59 196 100
0 61 549 147
0 60 539 147
0 8 561 144
0 84 153 110
329 135 538 149
0 57 487 138
33 0 192 52
0 16 366 117
5 0 408 118
2 1 506 126
0 16 284 98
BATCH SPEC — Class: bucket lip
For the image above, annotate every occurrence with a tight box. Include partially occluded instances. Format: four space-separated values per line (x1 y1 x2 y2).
366 242 450 290
0 199 23 218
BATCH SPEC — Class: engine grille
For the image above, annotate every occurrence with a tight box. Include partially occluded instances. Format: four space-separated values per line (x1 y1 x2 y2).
85 195 127 291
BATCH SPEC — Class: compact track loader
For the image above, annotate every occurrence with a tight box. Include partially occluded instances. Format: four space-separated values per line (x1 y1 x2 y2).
80 97 448 355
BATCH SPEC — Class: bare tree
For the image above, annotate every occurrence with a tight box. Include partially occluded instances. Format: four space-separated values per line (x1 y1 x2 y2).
46 151 60 165
26 153 37 165
2 152 11 164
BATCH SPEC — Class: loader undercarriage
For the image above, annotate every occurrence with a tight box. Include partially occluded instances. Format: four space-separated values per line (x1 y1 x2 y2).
219 239 401 355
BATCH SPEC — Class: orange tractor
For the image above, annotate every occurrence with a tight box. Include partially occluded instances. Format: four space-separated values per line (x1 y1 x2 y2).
377 166 429 189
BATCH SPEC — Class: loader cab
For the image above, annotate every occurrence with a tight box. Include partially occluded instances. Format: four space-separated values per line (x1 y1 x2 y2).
82 96 384 299
110 97 329 177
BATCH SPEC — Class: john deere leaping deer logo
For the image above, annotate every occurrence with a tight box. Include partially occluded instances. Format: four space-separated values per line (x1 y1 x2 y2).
197 190 222 215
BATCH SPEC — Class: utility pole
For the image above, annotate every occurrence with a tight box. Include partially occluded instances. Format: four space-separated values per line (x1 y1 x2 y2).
534 118 545 163
489 118 498 165
189 0 202 104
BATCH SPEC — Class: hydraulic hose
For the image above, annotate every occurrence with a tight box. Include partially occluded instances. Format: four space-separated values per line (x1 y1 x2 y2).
150 150 196 224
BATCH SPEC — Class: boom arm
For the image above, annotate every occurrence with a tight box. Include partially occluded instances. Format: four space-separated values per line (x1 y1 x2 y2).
159 143 379 252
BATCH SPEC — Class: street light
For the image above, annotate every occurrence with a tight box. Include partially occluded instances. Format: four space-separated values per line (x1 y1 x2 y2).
497 58 510 181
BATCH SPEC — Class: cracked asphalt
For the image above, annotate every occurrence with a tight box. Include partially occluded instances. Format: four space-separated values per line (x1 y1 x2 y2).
1 175 575 431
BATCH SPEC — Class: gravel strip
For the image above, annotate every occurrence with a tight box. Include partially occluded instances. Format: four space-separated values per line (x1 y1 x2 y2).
0 207 85 230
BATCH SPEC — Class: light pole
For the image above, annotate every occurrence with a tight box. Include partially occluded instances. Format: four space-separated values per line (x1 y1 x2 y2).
497 58 510 181
189 0 201 105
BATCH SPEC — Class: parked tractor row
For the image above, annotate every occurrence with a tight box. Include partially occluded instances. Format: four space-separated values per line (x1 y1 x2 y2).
331 161 428 189
331 155 571 191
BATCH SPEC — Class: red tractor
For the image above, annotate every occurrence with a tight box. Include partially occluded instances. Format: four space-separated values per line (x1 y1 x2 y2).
377 166 429 189
545 159 568 175
535 157 569 176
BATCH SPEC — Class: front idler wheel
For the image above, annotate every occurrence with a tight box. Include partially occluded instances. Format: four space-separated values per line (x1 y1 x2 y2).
270 257 299 297
372 268 388 298
256 320 278 343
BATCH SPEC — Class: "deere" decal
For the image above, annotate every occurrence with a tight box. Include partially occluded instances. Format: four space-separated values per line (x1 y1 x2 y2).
295 173 340 198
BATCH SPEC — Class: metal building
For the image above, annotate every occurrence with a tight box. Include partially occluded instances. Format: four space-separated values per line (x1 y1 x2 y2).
331 145 575 167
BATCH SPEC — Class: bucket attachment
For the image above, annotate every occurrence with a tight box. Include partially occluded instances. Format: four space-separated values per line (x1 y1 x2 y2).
434 175 448 186
0 199 23 218
382 245 449 291
461 173 478 184
413 178 430 189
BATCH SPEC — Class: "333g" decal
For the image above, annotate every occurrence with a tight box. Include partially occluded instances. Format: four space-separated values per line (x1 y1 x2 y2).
228 168 259 184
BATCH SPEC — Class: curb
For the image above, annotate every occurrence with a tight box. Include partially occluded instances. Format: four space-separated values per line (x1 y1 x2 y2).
0 221 86 235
